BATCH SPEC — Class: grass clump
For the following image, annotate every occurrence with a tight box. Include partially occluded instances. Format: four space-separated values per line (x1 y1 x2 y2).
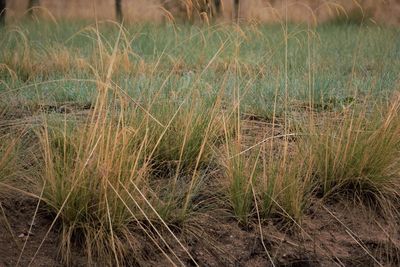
304 93 400 209
220 138 257 225
36 85 219 265
220 112 314 225
38 113 149 265
259 140 314 223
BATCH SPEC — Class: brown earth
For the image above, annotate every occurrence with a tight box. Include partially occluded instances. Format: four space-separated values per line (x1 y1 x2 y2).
5 0 400 25
1 191 400 266
0 195 62 267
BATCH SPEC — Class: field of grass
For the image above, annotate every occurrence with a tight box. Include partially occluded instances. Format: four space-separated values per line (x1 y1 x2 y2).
0 18 400 266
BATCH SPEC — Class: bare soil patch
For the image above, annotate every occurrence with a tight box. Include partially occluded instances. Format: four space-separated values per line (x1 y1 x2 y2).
1 193 399 266
0 195 61 267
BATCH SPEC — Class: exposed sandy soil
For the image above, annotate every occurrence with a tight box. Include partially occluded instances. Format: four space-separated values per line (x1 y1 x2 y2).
1 191 400 266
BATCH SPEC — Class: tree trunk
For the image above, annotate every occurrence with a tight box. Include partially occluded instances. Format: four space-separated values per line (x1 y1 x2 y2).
28 0 40 16
116 0 123 22
0 0 5 26
233 0 239 22
214 0 221 15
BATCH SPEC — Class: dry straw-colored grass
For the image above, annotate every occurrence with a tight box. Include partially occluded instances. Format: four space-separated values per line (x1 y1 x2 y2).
1 4 399 264
4 0 400 25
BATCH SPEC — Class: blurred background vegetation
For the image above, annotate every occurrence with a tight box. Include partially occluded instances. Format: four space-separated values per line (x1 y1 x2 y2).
1 0 400 25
